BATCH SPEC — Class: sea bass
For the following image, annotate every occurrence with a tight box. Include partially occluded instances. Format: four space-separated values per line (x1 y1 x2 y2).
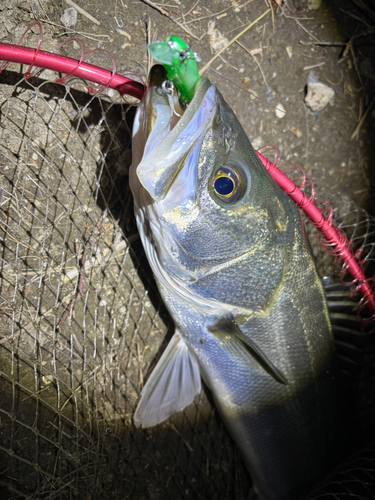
130 65 348 500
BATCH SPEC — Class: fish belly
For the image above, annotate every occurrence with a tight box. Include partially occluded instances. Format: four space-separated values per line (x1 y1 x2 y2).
158 262 348 500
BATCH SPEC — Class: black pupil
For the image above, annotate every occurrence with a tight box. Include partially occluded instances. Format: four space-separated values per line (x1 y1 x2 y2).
214 176 234 196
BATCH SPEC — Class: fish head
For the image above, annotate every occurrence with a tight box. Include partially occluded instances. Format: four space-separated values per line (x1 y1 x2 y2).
130 65 303 310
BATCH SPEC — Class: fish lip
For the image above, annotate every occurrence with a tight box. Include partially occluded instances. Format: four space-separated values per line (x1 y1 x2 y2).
135 66 214 201
143 64 207 140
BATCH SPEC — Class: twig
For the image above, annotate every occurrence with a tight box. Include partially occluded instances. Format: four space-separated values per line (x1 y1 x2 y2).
303 62 325 70
342 37 353 60
36 0 51 22
169 423 194 452
340 7 371 27
136 342 144 386
299 41 345 47
351 96 375 140
140 0 200 40
39 18 110 41
349 44 363 87
345 0 375 24
183 0 200 19
236 40 271 92
185 0 255 24
199 8 270 76
265 0 274 32
145 16 152 75
218 54 239 72
294 18 322 44
325 73 343 86
337 37 362 86
184 5 233 24
58 210 107 330
65 0 101 26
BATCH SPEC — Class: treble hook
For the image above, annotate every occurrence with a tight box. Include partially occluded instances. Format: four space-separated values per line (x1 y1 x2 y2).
161 80 182 117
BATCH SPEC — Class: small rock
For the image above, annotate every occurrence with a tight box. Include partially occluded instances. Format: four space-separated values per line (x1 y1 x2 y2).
305 82 334 111
61 7 77 28
308 0 321 9
207 22 229 53
305 72 334 112
230 0 241 12
2 0 18 10
266 90 275 103
0 12 15 32
275 103 286 119
290 126 302 138
0 25 7 40
286 46 292 59
252 137 263 149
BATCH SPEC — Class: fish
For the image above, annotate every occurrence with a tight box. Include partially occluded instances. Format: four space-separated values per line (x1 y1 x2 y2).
129 64 350 500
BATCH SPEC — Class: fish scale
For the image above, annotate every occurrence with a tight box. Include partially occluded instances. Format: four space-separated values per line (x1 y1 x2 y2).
130 64 353 500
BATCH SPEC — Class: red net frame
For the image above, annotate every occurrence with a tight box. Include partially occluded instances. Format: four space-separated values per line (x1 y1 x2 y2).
0 21 144 100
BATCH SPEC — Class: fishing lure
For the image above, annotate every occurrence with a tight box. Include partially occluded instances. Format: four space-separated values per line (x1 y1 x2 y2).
147 36 201 102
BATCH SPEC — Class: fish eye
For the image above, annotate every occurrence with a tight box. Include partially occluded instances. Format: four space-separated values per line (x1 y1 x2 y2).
214 176 234 196
212 164 245 204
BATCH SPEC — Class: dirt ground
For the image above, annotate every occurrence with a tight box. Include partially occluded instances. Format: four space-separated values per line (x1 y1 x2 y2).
2 0 373 205
1 0 374 209
0 0 375 499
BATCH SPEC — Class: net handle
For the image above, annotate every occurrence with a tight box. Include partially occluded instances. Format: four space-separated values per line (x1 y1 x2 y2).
0 41 144 99
257 151 375 320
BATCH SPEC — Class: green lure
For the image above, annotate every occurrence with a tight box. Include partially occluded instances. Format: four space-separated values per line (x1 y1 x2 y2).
147 36 202 102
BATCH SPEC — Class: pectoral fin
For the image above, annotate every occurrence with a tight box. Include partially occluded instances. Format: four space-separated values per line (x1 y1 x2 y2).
207 317 288 385
133 331 201 428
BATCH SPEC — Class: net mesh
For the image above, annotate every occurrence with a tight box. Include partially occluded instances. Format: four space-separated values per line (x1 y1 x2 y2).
0 71 249 499
0 68 374 499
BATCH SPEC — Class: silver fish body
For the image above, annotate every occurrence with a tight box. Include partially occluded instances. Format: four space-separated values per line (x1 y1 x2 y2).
130 65 348 500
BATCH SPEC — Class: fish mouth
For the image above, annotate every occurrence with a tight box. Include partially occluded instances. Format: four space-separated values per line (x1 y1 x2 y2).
133 65 216 201
143 64 183 145
142 64 203 147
